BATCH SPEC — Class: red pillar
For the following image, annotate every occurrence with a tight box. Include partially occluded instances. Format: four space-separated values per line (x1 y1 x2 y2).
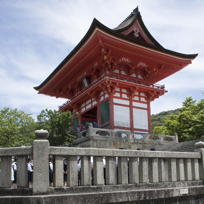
129 96 134 132
109 95 114 129
97 101 101 128
147 100 151 134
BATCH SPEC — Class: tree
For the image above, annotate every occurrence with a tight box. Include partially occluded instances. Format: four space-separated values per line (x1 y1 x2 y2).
0 107 36 147
151 109 180 129
153 126 169 135
153 97 204 142
37 109 75 146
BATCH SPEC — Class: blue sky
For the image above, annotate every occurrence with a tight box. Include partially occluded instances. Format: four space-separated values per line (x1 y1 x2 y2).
0 0 204 117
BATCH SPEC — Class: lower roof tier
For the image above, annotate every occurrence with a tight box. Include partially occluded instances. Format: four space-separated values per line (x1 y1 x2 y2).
59 76 166 112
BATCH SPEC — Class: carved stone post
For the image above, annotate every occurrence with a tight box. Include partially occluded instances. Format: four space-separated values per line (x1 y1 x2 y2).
0 156 12 188
87 123 94 136
195 141 204 180
33 129 49 194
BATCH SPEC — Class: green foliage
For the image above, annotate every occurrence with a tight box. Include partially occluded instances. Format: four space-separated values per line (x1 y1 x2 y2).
37 109 75 146
0 107 36 147
151 109 180 128
153 126 169 135
152 97 204 142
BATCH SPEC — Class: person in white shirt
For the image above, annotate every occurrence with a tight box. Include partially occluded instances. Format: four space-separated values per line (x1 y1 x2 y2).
11 158 17 188
77 157 81 185
27 158 33 188
49 158 54 186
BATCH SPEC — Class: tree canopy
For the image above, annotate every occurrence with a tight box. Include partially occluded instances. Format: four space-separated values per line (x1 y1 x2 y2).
0 107 75 147
0 107 36 147
37 109 75 146
152 97 204 142
151 109 180 128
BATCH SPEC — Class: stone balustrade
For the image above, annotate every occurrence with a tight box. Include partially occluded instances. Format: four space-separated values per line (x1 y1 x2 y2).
0 132 203 195
77 125 178 144
50 146 201 187
0 146 31 188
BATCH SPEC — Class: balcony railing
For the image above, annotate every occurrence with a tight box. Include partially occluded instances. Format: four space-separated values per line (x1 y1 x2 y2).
76 125 177 144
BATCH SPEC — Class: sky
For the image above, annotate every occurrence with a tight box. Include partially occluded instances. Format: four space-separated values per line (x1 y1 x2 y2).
0 0 204 117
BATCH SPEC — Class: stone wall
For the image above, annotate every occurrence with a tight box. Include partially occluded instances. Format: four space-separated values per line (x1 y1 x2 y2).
1 185 204 204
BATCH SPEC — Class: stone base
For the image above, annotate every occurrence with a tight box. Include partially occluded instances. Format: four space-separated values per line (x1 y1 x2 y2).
73 136 175 150
1 185 204 204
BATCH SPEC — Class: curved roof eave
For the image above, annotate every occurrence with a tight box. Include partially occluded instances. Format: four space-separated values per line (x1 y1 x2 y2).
34 18 100 91
35 18 198 91
97 19 198 60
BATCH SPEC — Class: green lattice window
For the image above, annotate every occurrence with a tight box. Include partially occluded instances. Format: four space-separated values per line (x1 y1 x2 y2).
100 101 110 124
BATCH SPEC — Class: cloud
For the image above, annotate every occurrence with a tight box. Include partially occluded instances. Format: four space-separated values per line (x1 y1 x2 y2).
0 67 66 113
0 0 203 117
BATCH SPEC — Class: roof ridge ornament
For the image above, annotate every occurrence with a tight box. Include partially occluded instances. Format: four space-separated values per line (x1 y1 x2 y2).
132 6 139 15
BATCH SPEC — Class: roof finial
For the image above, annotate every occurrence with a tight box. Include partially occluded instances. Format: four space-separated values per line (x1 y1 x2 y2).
132 6 139 14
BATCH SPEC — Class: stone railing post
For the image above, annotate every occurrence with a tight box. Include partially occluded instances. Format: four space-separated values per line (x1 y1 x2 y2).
195 141 204 180
128 132 133 142
87 123 94 136
175 133 179 143
33 129 49 194
159 135 164 143
0 156 12 188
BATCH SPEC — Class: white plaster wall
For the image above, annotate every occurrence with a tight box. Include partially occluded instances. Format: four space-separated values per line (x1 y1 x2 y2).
133 96 139 100
122 93 128 98
113 98 129 105
114 92 120 97
141 97 147 102
132 102 147 108
114 105 130 127
122 89 127 93
133 108 148 130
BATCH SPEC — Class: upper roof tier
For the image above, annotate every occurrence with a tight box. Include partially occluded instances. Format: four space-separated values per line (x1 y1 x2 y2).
113 7 164 49
35 7 197 97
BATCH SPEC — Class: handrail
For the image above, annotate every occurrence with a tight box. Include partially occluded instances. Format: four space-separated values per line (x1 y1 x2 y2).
49 146 201 159
0 146 32 156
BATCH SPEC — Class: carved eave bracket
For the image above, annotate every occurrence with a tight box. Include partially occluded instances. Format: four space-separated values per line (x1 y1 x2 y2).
100 79 117 96
100 47 117 72
87 90 101 102
127 87 137 98
146 89 166 101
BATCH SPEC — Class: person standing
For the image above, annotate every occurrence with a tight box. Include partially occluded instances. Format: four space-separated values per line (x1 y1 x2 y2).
49 158 54 186
27 158 33 188
11 158 17 188
77 157 81 185
63 158 68 186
